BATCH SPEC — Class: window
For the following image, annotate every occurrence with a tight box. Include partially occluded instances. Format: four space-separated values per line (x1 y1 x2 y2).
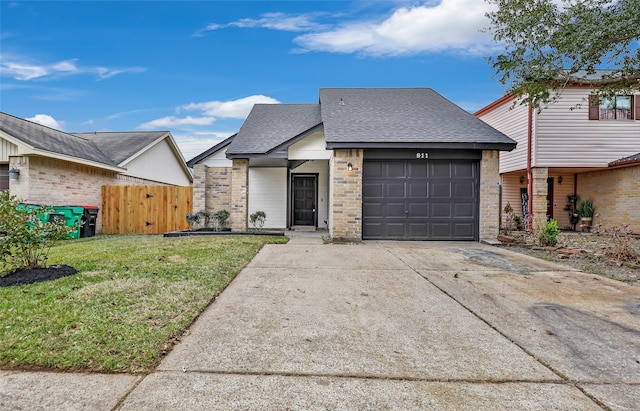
589 94 639 120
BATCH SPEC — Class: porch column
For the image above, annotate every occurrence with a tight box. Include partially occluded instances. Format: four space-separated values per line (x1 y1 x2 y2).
192 164 207 213
329 149 363 241
479 150 500 241
531 167 549 232
230 159 249 231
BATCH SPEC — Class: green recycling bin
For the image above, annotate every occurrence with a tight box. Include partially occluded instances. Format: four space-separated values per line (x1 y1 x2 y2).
51 206 84 239
17 204 51 225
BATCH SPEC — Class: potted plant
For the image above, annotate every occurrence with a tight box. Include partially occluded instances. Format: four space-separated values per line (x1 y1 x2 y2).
577 199 596 230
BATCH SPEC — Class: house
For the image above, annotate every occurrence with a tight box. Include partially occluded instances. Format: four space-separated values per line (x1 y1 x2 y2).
475 80 640 233
0 112 193 232
188 88 516 241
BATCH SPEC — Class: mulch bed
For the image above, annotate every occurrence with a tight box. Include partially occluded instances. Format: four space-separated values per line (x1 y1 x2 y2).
0 265 78 287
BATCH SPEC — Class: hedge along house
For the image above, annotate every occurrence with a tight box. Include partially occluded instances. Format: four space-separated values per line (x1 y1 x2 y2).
189 88 516 241
0 111 193 232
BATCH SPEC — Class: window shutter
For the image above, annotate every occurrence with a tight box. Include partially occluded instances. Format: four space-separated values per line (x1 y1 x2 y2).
588 95 599 120
635 95 640 120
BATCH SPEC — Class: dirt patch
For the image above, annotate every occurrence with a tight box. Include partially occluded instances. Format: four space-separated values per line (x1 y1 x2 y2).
497 231 640 287
0 265 78 287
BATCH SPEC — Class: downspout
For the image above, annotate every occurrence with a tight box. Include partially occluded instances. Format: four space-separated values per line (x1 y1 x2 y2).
527 104 534 232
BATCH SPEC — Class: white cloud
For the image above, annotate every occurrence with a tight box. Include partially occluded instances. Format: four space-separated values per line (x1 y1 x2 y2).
0 53 145 81
196 12 327 36
181 95 280 119
294 0 498 56
139 116 216 129
26 114 65 130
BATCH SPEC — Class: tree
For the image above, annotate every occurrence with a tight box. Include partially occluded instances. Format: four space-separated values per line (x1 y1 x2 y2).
486 0 640 109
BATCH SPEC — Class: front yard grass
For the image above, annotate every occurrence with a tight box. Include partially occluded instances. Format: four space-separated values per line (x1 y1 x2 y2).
0 234 287 373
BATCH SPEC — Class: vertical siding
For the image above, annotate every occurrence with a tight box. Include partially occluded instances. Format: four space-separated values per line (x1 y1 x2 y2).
0 138 19 162
291 160 330 229
536 89 640 167
248 168 287 229
476 98 529 173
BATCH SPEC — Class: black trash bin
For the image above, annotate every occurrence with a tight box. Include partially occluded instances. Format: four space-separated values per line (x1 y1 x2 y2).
80 206 99 237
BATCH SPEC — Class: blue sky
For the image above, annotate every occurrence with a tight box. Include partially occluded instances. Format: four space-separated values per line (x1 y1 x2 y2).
1 0 507 160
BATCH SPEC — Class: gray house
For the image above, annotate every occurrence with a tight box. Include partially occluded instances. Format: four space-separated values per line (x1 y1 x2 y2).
189 88 516 241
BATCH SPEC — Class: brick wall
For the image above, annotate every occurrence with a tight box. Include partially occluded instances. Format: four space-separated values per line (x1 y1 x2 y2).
479 150 500 240
9 155 159 233
329 149 363 241
230 159 249 231
577 165 640 233
192 164 231 215
531 167 549 232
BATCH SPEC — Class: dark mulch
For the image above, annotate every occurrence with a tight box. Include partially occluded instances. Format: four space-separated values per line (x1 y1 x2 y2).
0 265 78 287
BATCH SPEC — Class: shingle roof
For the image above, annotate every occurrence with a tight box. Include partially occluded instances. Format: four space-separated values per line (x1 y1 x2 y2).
609 152 640 167
74 131 168 165
0 112 117 166
226 104 322 156
319 88 515 148
186 134 235 167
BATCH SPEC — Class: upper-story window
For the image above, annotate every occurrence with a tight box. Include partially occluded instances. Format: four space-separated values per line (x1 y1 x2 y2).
589 94 638 120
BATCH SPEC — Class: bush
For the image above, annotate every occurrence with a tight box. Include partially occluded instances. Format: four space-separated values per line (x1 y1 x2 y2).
249 211 266 230
538 219 561 247
0 192 77 271
213 210 230 231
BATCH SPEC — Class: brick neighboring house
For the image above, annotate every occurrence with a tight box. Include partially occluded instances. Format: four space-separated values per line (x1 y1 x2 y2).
188 88 516 242
0 112 193 232
475 80 640 233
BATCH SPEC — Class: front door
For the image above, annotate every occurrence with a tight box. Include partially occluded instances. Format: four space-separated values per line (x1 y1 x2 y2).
292 175 317 226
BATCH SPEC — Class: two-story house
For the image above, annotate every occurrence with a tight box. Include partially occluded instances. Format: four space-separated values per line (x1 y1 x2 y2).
475 82 640 233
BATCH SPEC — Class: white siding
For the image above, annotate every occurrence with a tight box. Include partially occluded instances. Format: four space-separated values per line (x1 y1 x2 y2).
288 131 331 160
199 146 233 167
122 139 191 186
249 168 287 229
535 89 640 167
292 160 330 229
477 98 529 173
0 137 19 162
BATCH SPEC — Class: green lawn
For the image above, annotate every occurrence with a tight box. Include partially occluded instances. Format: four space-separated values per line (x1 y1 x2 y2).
0 234 288 373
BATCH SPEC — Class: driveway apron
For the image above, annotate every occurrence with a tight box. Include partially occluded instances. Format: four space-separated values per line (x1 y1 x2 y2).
118 239 639 410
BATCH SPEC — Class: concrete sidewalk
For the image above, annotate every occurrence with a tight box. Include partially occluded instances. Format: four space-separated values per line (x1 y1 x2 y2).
2 236 639 410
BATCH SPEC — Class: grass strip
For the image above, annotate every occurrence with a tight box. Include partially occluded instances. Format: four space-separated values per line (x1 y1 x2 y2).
0 234 287 373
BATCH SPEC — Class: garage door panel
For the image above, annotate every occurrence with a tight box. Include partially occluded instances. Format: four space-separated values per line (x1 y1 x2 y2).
386 202 406 217
453 162 475 177
453 181 475 197
363 159 478 240
431 203 452 218
407 181 427 197
386 162 406 178
363 182 383 198
454 203 474 218
431 182 451 198
386 182 406 198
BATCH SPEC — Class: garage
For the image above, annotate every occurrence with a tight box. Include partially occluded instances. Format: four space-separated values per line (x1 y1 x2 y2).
362 153 480 241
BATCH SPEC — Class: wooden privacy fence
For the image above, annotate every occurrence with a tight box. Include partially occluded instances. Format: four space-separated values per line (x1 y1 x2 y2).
102 185 192 234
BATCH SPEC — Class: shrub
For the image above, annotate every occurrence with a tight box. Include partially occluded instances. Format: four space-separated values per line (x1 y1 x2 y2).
592 223 640 266
249 211 266 230
185 212 201 230
0 192 77 271
502 202 518 234
577 199 596 218
538 219 561 247
213 210 230 231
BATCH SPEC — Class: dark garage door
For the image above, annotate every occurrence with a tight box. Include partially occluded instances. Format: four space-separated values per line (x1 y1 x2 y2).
363 160 479 240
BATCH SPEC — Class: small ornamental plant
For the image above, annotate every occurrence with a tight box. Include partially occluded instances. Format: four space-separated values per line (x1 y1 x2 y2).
0 192 77 272
249 211 266 230
538 218 561 247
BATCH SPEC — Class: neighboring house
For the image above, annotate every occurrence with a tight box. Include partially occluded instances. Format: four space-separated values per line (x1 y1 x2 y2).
0 112 193 232
189 88 516 241
475 82 640 233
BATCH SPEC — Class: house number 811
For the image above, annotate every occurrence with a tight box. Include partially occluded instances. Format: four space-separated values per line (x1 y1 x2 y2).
416 152 429 159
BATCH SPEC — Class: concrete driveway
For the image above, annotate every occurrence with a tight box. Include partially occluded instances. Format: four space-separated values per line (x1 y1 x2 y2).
2 237 639 410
